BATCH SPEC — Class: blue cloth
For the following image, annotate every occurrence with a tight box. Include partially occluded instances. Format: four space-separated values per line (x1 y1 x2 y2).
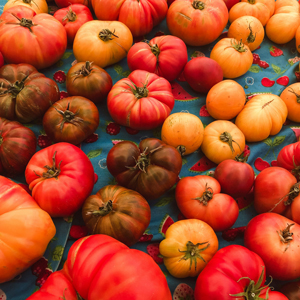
0 2 299 299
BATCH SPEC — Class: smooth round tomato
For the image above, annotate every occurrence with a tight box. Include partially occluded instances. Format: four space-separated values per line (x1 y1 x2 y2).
0 7 67 70
107 70 174 130
127 35 188 82
53 4 94 44
42 96 100 145
175 175 239 231
82 185 151 246
0 117 36 177
159 219 219 278
280 83 300 122
106 138 182 201
66 61 113 103
25 142 95 217
244 212 300 280
3 0 48 14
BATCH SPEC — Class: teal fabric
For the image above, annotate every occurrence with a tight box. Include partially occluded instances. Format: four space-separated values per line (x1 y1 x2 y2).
0 2 299 299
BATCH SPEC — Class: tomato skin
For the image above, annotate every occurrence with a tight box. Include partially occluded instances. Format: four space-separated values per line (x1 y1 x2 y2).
25 142 95 217
280 280 300 300
0 52 4 69
244 213 300 281
53 4 94 44
106 138 182 201
127 35 188 82
55 0 89 8
0 7 67 70
175 175 239 231
214 159 255 198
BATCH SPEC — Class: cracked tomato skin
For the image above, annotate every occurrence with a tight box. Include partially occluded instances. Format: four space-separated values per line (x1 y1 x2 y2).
25 142 95 217
106 138 182 200
195 245 268 300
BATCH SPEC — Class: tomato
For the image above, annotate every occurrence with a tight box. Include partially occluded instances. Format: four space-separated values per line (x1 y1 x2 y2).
66 61 113 103
127 35 188 82
0 176 56 283
73 20 133 69
91 0 168 37
167 0 228 46
214 158 255 198
262 292 289 300
0 52 4 69
25 142 95 217
53 4 94 44
223 0 240 10
3 0 48 14
42 96 99 145
55 0 89 8
0 7 67 70
107 70 174 130
27 271 77 300
194 245 271 300
280 83 300 122
183 57 223 93
0 117 36 177
64 235 172 299
159 219 218 278
244 212 300 281
82 185 151 246
280 280 300 300
106 138 182 201
175 175 239 231
0 63 60 123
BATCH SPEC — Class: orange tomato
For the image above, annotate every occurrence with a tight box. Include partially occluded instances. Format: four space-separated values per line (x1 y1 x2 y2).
161 112 204 156
201 120 246 164
206 80 246 120
280 83 300 122
3 0 48 14
235 94 288 142
227 16 264 51
159 219 218 278
210 38 253 79
275 0 299 11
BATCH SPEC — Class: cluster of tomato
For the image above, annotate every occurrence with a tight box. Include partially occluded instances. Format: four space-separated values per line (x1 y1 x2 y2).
1 0 300 299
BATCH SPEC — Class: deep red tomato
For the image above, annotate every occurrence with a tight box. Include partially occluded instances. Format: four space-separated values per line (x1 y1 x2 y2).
0 6 67 70
280 280 300 300
106 138 182 201
42 96 99 145
66 61 113 103
55 0 89 8
0 52 4 69
25 142 95 217
277 141 300 180
223 0 240 10
127 35 188 82
53 4 93 44
183 57 223 93
175 175 239 231
214 158 255 198
244 212 300 281
0 63 60 123
195 245 271 300
0 117 36 177
107 70 175 130
91 0 168 37
27 271 77 300
63 235 172 300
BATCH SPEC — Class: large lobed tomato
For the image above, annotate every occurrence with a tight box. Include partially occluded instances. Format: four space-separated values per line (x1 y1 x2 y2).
0 63 59 123
0 6 67 70
106 138 182 201
127 35 188 82
0 117 36 177
107 70 175 130
25 142 95 217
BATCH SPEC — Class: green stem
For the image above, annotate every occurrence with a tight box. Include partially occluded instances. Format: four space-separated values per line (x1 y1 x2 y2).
219 131 241 153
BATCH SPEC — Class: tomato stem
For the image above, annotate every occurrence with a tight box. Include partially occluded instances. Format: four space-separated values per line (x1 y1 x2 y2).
34 151 62 179
150 44 160 57
5 13 38 32
247 0 256 4
246 22 256 44
0 75 29 98
176 145 186 156
288 87 300 103
219 131 241 154
126 82 149 99
235 152 249 163
192 0 205 10
89 200 114 216
99 29 119 41
63 6 77 22
72 62 93 81
277 223 294 252
225 39 248 53
192 183 213 205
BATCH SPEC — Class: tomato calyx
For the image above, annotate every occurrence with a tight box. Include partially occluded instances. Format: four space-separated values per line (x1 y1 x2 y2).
73 61 93 78
192 0 205 10
176 145 186 156
178 241 210 270
192 183 213 206
220 131 241 153
288 87 300 103
230 266 273 300
246 23 256 44
62 6 77 22
277 223 294 252
126 82 149 99
225 39 248 53
0 75 28 98
99 29 119 41
6 13 37 32
150 44 160 58
34 151 62 179
88 200 114 216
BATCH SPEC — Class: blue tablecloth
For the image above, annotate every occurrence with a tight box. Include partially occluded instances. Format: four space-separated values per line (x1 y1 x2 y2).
0 2 299 299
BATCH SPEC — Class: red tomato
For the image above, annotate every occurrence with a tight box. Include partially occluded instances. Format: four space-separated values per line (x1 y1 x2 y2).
107 70 175 130
244 213 300 281
0 52 4 69
53 4 93 44
25 142 95 217
277 141 300 180
195 245 270 300
127 35 188 82
261 291 289 300
175 175 239 231
183 57 223 93
214 158 255 198
55 0 89 8
0 7 67 70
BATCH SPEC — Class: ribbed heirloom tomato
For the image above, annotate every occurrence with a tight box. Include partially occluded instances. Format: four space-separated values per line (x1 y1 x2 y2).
3 0 48 14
